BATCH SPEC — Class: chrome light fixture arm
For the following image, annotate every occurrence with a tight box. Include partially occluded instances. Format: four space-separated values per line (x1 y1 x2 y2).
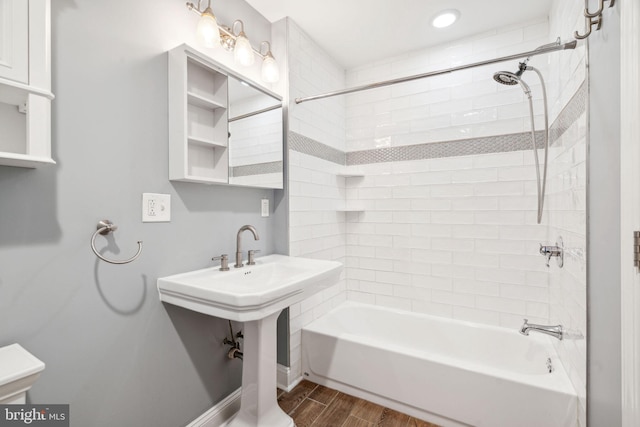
186 0 206 16
184 2 279 83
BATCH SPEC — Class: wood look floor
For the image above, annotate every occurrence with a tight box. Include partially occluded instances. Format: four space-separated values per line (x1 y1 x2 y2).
277 380 441 427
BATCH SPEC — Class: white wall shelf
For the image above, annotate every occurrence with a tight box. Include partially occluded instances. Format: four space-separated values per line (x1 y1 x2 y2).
169 44 229 184
0 0 54 169
187 92 226 110
187 135 227 148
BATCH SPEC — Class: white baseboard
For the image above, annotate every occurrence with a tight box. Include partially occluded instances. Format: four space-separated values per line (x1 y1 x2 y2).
277 364 303 392
187 365 303 427
186 388 241 427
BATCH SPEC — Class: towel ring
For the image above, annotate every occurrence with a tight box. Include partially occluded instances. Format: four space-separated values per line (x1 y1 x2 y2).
91 220 143 265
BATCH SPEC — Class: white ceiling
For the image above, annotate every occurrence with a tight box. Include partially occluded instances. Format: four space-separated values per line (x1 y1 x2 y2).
245 0 554 69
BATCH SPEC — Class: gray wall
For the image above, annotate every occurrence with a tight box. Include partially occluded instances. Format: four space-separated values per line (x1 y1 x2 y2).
0 1 286 426
587 4 621 426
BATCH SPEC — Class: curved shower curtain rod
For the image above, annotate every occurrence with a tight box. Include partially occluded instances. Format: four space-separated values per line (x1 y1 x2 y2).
294 39 578 105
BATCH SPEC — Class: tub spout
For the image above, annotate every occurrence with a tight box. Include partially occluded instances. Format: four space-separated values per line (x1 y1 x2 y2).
520 318 563 340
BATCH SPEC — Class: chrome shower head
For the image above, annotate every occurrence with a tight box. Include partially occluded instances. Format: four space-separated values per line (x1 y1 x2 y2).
493 71 521 86
493 62 531 94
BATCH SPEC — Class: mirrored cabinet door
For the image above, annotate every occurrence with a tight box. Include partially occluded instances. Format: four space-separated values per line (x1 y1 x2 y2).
228 76 283 189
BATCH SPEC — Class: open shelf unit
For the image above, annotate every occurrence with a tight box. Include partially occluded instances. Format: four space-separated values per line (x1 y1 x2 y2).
0 0 54 168
169 45 229 184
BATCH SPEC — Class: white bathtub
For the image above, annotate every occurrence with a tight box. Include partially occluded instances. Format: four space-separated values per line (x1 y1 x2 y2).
301 301 577 427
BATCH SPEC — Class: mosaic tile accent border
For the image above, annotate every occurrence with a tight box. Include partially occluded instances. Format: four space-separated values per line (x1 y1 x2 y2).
549 80 587 145
289 80 587 166
289 132 346 165
347 132 545 165
230 161 283 177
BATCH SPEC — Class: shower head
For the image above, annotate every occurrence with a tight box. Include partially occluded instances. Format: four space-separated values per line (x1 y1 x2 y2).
493 62 531 93
493 71 521 86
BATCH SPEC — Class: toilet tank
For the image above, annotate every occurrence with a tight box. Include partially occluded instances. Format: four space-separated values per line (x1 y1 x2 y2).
0 344 45 404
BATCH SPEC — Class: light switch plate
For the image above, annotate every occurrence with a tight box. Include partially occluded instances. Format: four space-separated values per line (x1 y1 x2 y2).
142 193 171 222
261 198 269 217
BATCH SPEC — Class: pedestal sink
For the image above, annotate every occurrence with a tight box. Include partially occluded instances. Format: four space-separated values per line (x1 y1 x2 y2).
157 254 342 427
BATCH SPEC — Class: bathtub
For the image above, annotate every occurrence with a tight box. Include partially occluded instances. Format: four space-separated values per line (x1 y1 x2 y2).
301 302 577 427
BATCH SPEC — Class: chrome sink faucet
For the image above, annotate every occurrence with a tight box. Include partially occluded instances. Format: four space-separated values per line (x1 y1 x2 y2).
519 319 564 340
235 225 260 268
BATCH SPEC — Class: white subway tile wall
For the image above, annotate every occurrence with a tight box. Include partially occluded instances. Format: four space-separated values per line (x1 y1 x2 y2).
344 150 553 326
287 19 347 381
287 3 586 422
345 18 550 152
548 1 588 424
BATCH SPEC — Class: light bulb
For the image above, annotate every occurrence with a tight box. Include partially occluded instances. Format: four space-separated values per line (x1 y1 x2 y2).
261 54 279 83
234 32 255 66
197 8 220 48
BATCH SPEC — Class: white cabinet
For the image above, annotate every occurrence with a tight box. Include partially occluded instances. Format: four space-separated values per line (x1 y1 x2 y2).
0 0 29 83
0 0 54 168
168 45 229 184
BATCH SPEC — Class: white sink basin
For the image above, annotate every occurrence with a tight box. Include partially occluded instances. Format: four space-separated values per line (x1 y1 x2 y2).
157 254 342 322
158 254 342 427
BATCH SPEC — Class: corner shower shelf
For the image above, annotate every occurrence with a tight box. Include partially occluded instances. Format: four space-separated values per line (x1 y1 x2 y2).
336 171 364 178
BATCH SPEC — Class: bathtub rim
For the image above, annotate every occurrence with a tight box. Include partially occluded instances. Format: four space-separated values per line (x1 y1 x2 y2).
302 300 578 395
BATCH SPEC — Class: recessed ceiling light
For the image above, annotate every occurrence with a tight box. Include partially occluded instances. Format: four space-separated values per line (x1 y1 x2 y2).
432 9 460 28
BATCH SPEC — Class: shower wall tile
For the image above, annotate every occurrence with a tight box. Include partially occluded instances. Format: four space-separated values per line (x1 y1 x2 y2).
287 19 347 382
339 10 585 366
344 150 547 328
288 5 586 423
345 18 549 153
547 1 588 422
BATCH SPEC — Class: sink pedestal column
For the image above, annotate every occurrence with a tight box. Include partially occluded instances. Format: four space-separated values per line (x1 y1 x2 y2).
227 310 293 427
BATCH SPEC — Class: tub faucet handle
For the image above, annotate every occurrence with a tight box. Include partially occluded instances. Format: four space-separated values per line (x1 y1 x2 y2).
539 237 564 268
539 244 553 267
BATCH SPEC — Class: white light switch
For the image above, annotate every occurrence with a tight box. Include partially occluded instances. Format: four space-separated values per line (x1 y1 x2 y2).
261 198 269 217
142 193 171 222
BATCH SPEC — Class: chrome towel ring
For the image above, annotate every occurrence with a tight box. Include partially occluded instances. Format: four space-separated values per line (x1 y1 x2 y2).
90 220 143 265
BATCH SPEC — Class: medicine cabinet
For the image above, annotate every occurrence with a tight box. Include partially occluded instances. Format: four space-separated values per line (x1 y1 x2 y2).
168 44 283 189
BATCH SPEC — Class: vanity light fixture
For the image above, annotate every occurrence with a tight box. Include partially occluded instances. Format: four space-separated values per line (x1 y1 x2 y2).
194 2 220 48
186 0 279 83
260 42 280 83
431 9 460 28
232 20 255 66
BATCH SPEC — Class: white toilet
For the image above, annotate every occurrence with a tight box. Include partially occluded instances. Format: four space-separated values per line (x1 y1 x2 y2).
0 344 45 404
